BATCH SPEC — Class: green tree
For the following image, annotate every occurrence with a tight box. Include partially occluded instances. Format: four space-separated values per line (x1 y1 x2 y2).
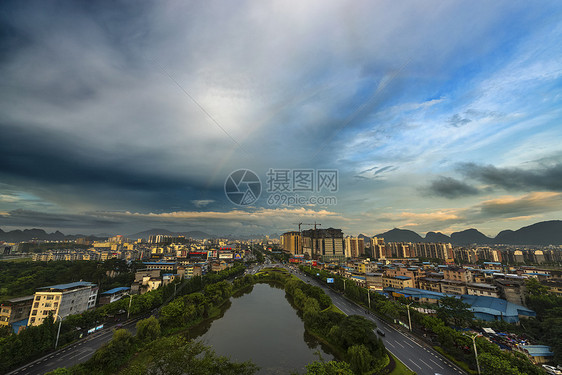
347 344 373 374
121 336 258 375
87 328 135 373
304 360 354 375
136 316 161 342
436 296 473 327
478 352 521 375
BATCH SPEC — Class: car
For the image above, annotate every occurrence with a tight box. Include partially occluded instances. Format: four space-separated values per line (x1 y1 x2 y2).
543 365 562 375
376 329 385 337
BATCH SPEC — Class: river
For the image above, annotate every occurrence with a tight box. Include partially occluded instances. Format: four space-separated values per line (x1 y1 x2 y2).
193 282 335 374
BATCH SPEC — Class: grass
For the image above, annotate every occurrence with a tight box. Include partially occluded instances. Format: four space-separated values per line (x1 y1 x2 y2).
321 303 345 315
433 346 478 375
388 353 416 375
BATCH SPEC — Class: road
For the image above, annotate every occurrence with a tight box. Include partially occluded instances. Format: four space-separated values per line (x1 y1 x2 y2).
7 317 141 375
283 264 466 375
8 261 465 375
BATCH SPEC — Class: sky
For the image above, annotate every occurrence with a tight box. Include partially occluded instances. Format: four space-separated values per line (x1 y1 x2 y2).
1 0 562 237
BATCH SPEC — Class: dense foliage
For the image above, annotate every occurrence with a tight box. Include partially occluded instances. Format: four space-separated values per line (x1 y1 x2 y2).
0 259 140 301
285 277 387 374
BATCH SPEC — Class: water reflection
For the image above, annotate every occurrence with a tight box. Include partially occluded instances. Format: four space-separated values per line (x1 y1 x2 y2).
191 283 335 374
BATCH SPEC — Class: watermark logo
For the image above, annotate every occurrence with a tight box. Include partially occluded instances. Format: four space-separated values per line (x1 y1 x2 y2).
224 169 261 206
225 168 338 206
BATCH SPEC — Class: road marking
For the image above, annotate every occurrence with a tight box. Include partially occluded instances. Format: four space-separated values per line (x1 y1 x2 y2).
409 360 422 369
429 358 444 368
386 341 395 348
419 358 430 368
75 350 94 362
394 341 405 348
403 340 414 348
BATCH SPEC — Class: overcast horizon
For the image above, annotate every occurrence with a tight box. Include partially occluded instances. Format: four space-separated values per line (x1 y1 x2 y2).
2 1 562 237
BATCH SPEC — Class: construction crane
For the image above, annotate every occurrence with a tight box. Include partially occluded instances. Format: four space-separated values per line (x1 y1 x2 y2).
293 222 315 232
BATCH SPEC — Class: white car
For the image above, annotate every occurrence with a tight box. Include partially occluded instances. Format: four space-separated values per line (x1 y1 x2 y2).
543 365 562 375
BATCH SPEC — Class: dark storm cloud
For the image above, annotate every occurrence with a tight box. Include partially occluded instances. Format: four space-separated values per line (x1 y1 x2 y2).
423 176 480 199
0 122 227 211
0 123 186 190
460 162 562 191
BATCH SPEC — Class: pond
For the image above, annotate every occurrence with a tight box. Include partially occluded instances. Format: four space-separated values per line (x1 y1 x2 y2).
193 283 335 374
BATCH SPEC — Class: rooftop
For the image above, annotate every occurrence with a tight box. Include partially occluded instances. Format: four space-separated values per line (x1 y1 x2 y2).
101 287 130 295
38 281 95 291
521 345 554 357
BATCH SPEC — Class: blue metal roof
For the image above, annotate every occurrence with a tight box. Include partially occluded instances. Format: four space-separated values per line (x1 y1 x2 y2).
39 281 94 290
395 276 411 280
101 287 130 295
382 287 536 323
521 345 554 357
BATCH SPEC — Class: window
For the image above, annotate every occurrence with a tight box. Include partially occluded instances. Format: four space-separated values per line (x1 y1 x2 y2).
32 310 37 315
46 296 54 300
30 318 35 323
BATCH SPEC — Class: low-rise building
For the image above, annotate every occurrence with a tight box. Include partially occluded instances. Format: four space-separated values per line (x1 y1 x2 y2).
98 287 130 305
466 283 500 298
439 279 467 295
28 281 98 326
418 277 442 292
0 295 34 332
382 275 414 289
365 272 383 290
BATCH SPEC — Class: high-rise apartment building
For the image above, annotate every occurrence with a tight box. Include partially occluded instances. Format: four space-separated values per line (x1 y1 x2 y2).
344 236 365 258
302 228 345 261
280 231 302 255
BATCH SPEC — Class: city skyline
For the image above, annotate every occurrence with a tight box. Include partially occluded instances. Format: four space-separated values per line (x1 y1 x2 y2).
1 1 562 236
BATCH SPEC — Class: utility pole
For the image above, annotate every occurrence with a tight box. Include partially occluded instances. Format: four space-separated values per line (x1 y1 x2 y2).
54 314 63 349
407 302 413 332
125 293 133 319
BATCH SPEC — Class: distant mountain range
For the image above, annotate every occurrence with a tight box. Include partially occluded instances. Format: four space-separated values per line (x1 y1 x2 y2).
0 228 105 242
2 220 561 245
374 220 562 245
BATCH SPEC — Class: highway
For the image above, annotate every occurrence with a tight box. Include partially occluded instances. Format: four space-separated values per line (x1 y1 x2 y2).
6 317 141 375
282 264 466 375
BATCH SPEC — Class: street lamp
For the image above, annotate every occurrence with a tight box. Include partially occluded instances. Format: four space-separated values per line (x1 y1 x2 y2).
123 293 133 319
54 314 63 349
464 333 481 375
407 301 413 332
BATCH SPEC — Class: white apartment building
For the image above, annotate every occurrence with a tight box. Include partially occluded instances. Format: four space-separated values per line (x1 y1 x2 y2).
28 281 98 326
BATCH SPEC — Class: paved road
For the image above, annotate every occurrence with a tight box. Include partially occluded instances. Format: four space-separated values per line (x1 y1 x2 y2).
284 265 465 375
7 317 141 375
